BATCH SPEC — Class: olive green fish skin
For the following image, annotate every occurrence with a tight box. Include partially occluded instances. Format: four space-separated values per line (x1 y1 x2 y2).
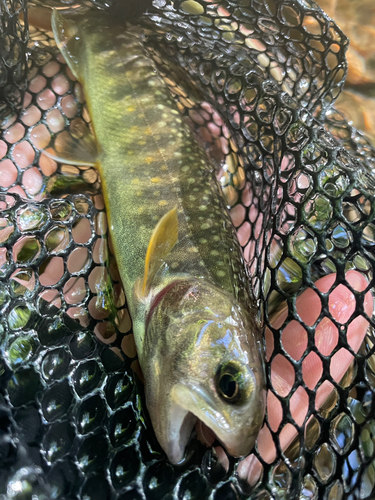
52 11 265 464
77 23 248 309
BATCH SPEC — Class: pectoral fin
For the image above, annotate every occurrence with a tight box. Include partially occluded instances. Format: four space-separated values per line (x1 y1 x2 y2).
51 9 82 80
142 208 179 296
44 129 98 166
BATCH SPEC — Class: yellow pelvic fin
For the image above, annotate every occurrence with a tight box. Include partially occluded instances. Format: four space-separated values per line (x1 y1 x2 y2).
44 127 98 167
142 207 179 296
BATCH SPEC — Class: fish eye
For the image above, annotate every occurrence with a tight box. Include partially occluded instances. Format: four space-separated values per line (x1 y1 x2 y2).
216 362 249 405
218 373 239 401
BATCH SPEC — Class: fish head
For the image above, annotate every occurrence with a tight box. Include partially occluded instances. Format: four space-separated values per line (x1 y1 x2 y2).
143 280 265 464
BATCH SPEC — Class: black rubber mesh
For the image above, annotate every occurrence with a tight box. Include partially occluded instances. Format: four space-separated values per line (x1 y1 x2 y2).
0 0 28 124
1 1 375 499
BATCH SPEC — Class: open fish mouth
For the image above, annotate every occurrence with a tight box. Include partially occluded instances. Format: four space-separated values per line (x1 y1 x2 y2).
164 382 256 465
165 402 199 465
161 383 217 465
165 404 244 466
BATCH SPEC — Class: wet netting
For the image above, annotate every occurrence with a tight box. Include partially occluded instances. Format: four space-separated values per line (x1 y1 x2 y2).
0 0 28 124
1 0 375 499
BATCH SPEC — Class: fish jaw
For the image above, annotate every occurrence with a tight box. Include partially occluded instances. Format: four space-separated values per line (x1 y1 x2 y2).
162 400 198 464
160 379 264 465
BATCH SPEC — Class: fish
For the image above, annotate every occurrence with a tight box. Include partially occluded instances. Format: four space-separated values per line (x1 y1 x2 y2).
1 0 375 496
50 9 266 464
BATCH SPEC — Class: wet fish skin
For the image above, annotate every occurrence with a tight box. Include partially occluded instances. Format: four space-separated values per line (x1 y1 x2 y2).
52 10 265 464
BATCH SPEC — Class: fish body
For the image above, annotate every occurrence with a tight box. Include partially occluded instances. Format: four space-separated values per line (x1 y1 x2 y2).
51 10 265 464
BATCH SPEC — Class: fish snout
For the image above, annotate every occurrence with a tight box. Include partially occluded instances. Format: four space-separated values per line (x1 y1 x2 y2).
168 380 264 461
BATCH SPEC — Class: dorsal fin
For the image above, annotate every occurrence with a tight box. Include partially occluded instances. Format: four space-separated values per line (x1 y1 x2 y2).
142 208 179 296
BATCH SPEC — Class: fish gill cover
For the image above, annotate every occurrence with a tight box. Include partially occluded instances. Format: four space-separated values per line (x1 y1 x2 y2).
0 0 375 499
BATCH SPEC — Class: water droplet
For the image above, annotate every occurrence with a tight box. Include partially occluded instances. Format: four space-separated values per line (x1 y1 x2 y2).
77 395 107 435
105 373 133 410
7 334 38 368
13 236 41 264
77 432 108 473
143 461 176 500
180 0 204 15
73 360 104 397
49 200 73 221
70 330 95 360
41 347 71 381
303 194 332 230
312 443 336 484
330 412 354 455
17 205 48 231
45 225 71 253
109 406 137 446
8 303 32 330
110 445 140 488
41 380 73 422
289 227 317 263
43 420 75 464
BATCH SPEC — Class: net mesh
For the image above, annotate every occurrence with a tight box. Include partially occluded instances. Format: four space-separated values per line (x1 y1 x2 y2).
0 0 28 124
1 1 375 499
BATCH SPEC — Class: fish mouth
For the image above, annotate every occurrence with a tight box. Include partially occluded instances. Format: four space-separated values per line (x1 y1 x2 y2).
165 382 257 464
164 401 198 465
